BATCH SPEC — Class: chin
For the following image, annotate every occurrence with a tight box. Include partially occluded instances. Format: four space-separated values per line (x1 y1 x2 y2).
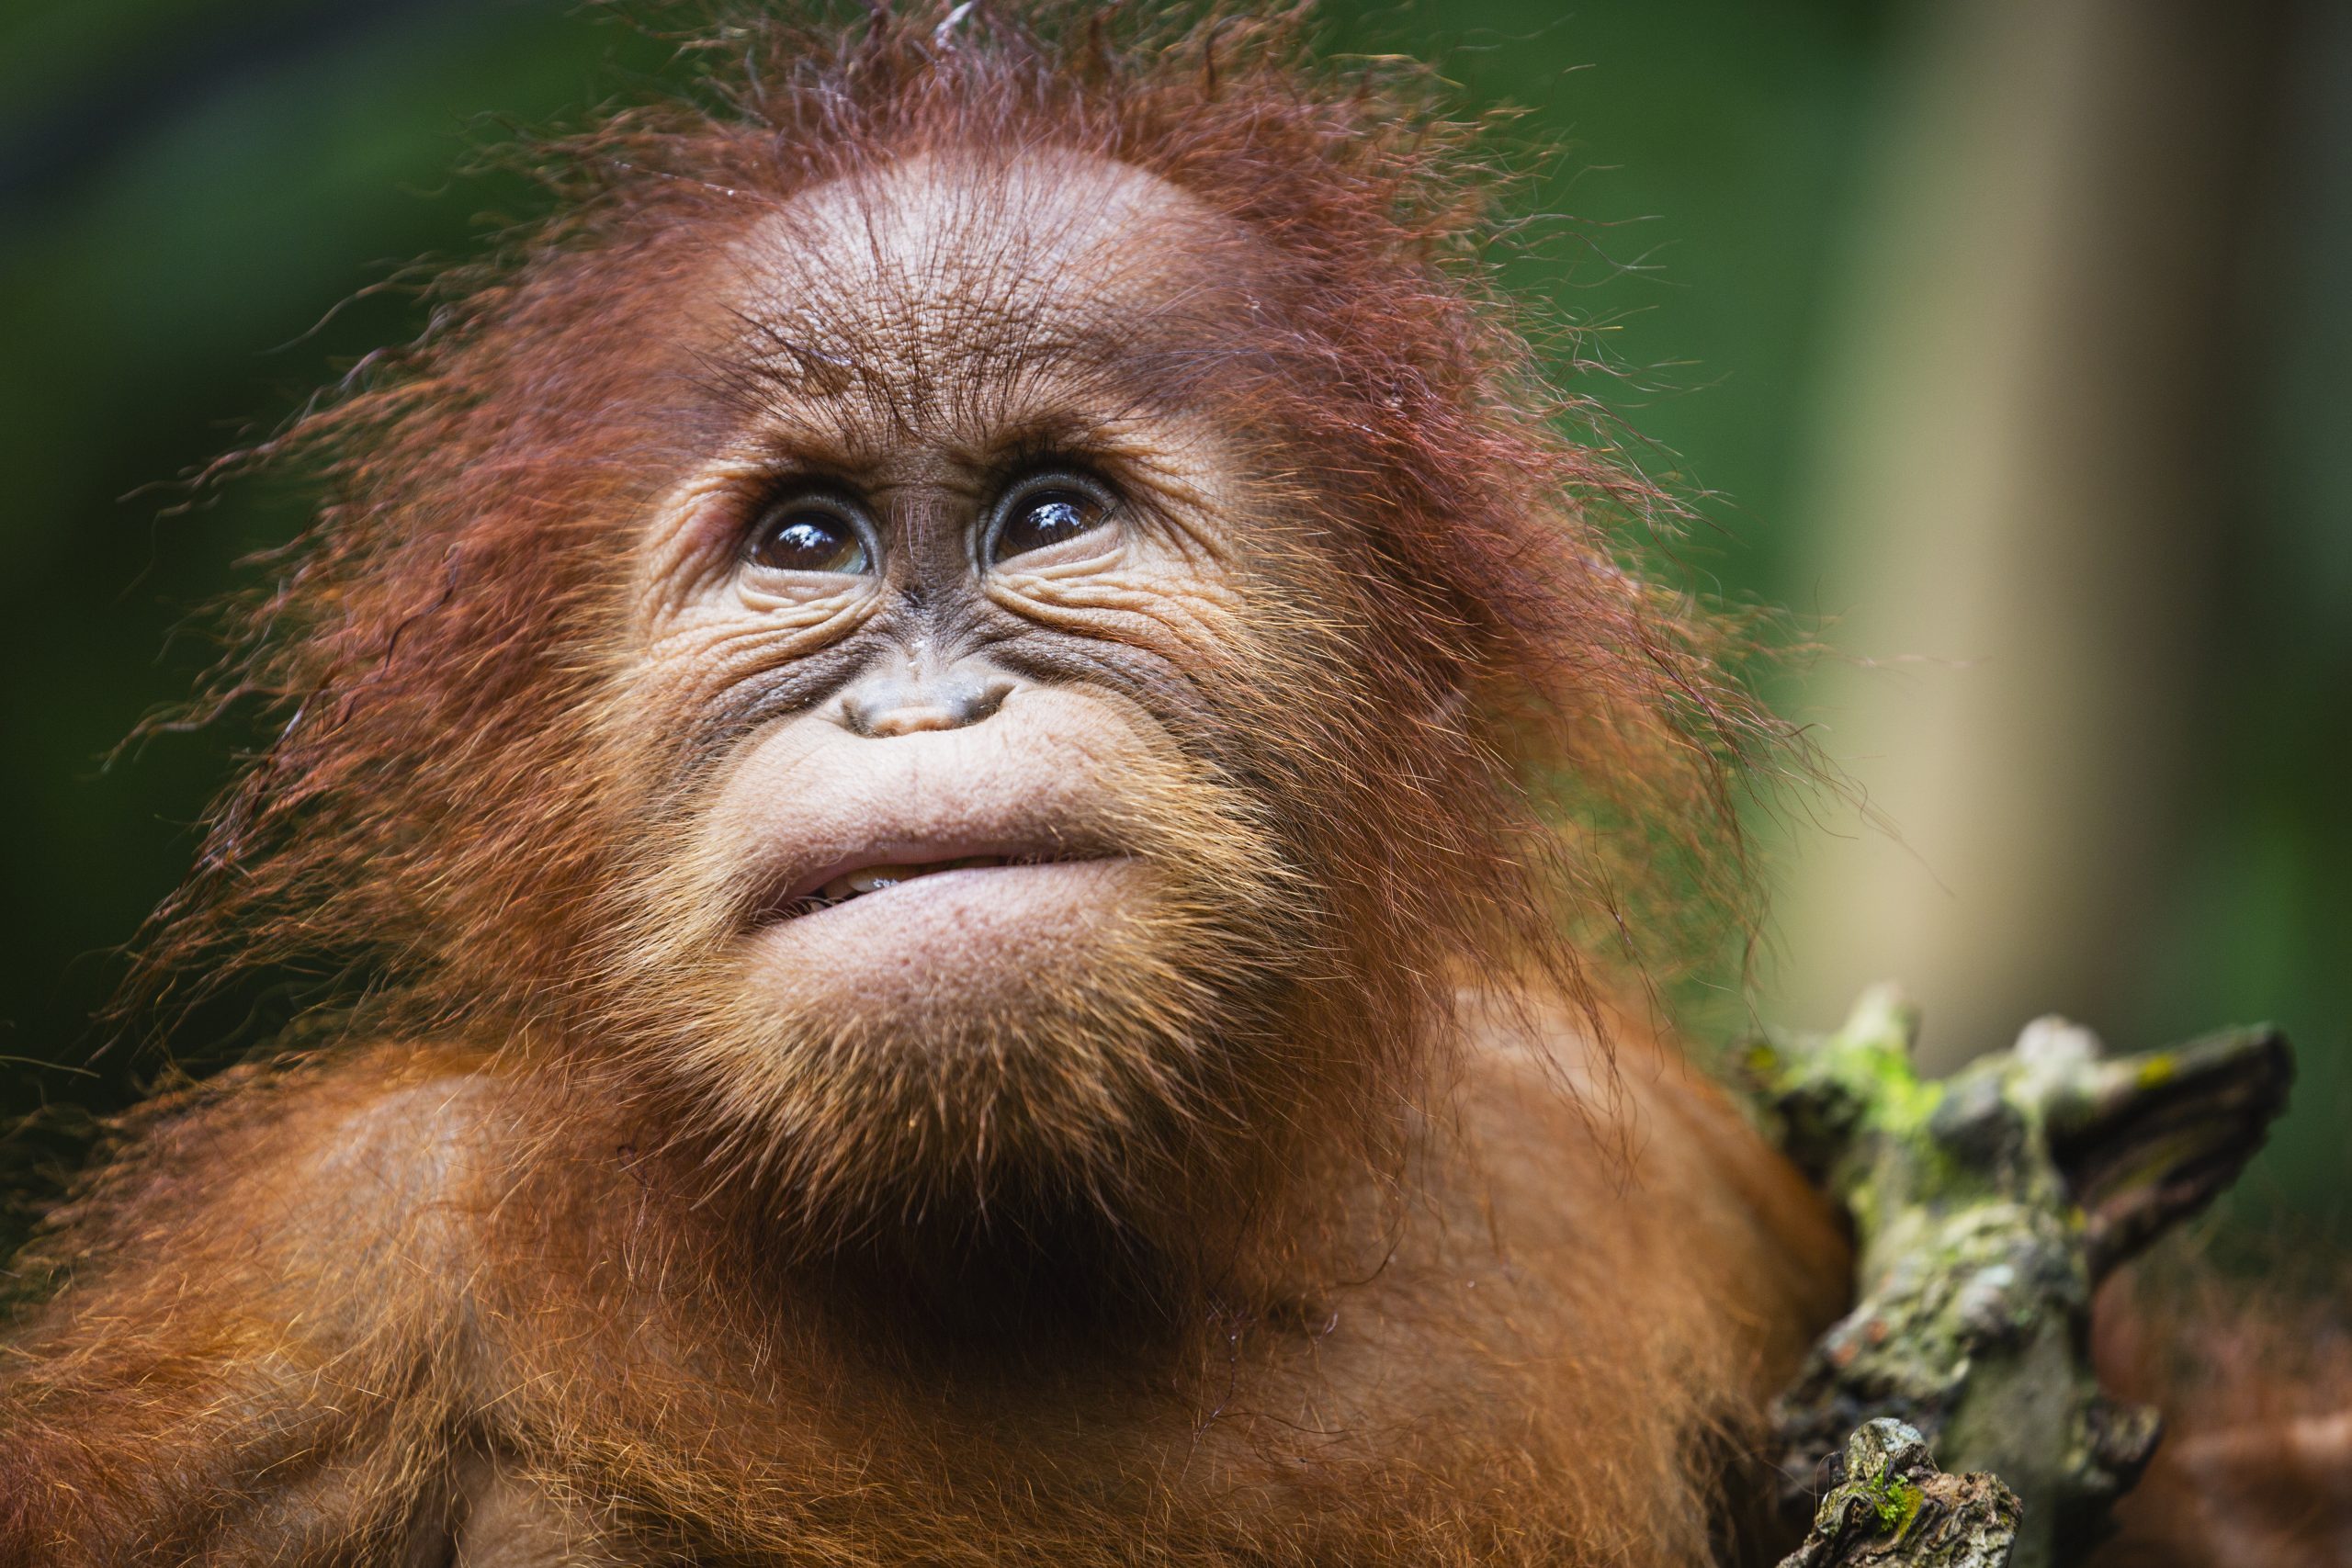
657 861 1267 1235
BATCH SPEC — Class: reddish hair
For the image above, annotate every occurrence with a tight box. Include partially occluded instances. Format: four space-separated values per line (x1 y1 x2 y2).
126 2 1787 1058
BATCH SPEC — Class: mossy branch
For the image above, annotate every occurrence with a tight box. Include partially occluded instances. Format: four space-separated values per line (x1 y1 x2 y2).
1747 986 2291 1568
1780 1419 2018 1568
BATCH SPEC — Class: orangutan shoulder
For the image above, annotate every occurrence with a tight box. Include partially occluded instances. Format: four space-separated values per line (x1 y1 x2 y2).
30 1043 520 1292
1454 991 1846 1281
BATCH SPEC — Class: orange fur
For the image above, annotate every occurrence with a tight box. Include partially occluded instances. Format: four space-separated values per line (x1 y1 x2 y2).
0 6 1856 1564
2094 1267 2352 1565
3 1026 1845 1565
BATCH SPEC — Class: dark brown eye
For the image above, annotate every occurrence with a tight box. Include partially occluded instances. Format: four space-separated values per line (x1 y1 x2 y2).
989 478 1113 564
746 503 870 575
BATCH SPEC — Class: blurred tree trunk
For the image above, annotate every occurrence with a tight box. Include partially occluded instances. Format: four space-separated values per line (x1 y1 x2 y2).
1774 0 2291 1069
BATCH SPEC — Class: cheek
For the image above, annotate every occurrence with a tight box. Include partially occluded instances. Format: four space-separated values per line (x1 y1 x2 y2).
626 606 876 732
984 568 1255 683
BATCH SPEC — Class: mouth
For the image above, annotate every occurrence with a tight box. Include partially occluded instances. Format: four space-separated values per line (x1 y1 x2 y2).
770 852 1076 920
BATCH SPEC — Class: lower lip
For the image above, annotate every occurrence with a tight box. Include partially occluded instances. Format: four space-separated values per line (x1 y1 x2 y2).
742 859 1140 971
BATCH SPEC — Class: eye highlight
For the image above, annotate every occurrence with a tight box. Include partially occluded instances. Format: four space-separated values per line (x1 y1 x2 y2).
745 495 872 576
988 472 1115 565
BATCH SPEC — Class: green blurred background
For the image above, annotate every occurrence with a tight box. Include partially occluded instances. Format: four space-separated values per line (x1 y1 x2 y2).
2 0 2344 1235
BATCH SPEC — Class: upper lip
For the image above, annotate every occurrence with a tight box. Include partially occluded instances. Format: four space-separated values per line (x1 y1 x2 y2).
713 687 1145 931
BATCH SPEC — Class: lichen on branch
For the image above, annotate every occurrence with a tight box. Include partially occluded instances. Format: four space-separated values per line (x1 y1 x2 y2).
1779 1419 2018 1568
1747 986 2290 1568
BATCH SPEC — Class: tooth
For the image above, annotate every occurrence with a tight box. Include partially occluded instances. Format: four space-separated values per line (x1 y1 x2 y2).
803 857 1008 908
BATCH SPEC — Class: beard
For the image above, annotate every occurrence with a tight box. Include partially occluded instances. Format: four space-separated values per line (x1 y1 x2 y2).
576 728 1338 1259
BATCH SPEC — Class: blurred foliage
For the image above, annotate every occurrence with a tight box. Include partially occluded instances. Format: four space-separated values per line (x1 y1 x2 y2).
0 0 2341 1237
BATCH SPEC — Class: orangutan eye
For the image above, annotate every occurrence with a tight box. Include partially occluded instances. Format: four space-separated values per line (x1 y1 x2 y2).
745 498 872 575
988 473 1114 564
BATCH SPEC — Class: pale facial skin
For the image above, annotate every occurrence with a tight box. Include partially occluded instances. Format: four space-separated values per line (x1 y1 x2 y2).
628 151 1271 1028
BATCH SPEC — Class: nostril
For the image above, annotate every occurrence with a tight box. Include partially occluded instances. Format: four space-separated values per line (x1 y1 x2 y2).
967 677 1014 724
841 673 1016 737
861 704 961 739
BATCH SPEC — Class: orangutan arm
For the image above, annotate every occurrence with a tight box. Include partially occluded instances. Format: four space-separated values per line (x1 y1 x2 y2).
0 1055 494 1565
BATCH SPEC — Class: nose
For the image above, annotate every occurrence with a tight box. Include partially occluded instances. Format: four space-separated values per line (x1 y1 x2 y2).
838 664 1016 738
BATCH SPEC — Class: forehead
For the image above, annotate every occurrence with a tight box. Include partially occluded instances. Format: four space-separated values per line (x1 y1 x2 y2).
721 151 1251 445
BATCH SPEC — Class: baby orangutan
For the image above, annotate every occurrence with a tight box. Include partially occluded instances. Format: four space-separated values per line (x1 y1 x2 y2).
0 8 1852 1565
